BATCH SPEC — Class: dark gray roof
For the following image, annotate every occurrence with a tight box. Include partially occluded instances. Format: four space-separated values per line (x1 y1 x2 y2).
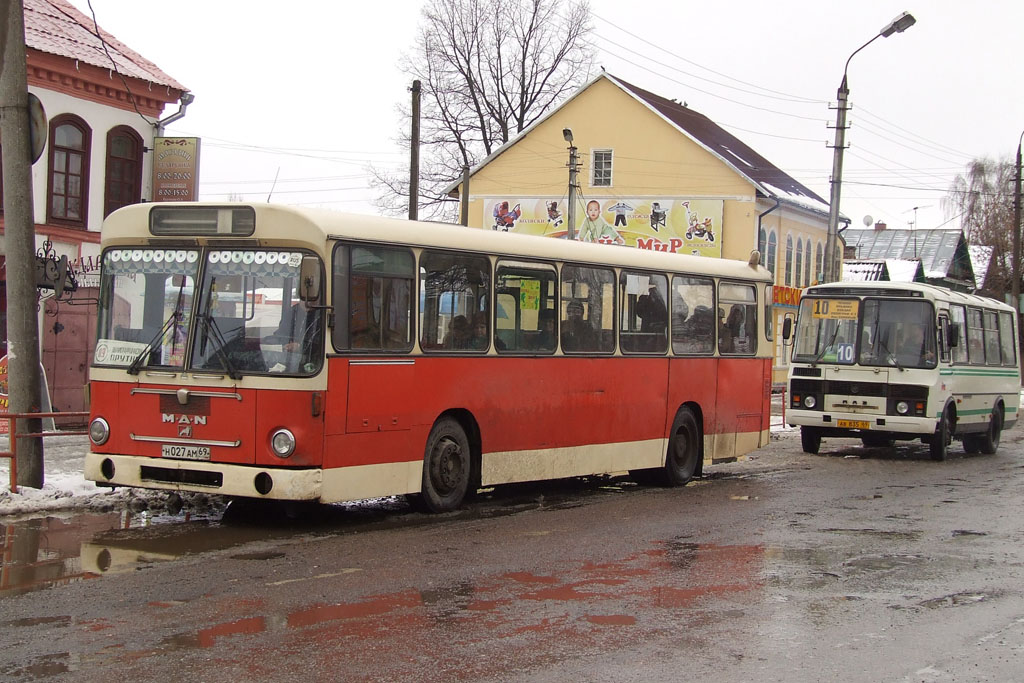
613 76 829 215
842 228 975 291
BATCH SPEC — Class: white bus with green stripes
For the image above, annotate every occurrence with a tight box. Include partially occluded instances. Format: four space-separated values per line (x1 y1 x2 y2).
783 281 1019 460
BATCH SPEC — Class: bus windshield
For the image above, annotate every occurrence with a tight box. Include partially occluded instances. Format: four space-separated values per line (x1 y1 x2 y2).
94 247 323 376
793 296 936 369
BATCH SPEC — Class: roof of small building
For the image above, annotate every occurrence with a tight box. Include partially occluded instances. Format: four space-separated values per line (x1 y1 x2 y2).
25 0 186 91
843 228 966 279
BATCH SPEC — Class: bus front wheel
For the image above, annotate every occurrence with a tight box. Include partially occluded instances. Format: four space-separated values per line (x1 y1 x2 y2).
662 408 700 486
800 427 821 454
418 417 470 513
930 409 951 461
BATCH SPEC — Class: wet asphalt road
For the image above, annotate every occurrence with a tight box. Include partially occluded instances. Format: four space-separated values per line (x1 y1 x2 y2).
2 427 1024 682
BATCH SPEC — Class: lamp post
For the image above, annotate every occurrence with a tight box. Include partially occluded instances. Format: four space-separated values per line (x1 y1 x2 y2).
824 11 916 282
563 128 578 240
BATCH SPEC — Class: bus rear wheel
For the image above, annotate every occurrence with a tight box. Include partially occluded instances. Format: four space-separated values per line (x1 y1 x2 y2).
418 417 470 513
800 427 821 454
978 407 1003 455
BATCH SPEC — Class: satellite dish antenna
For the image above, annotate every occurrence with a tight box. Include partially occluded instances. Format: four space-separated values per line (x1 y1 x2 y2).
862 215 873 227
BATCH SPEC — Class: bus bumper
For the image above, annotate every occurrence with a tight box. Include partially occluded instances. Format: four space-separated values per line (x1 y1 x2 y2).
786 409 935 436
84 452 322 501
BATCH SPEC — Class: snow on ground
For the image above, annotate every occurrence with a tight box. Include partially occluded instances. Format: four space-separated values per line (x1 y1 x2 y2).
1 411 798 518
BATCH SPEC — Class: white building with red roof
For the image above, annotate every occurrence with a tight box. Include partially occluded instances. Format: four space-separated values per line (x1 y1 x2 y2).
2 0 190 415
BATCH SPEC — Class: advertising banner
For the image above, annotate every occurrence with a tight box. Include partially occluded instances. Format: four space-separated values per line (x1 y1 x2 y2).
153 137 200 202
485 197 723 258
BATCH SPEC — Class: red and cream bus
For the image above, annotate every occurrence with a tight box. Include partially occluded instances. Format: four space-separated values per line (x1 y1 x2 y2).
85 203 774 512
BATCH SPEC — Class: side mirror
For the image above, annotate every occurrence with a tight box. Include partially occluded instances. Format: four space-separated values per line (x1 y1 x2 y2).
782 317 792 341
298 256 321 302
946 322 960 348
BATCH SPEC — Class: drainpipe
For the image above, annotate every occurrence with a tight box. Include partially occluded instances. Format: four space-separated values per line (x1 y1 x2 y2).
155 92 195 136
757 197 782 262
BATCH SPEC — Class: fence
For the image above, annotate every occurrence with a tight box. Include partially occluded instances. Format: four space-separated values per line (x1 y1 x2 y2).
1 412 89 493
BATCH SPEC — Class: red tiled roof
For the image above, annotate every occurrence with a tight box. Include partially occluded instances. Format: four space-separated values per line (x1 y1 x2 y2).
25 0 186 91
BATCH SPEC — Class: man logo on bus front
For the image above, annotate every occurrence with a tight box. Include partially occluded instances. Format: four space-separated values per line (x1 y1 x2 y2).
179 424 192 438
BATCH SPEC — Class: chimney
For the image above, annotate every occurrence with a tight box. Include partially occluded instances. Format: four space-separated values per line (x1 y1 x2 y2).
874 221 887 231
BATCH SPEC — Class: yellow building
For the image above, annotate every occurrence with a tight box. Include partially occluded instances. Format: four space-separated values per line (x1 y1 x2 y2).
445 73 833 384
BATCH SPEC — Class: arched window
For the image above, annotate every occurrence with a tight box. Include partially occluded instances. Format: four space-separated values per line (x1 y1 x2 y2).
47 114 91 226
815 242 823 283
804 238 812 285
795 238 803 289
105 126 143 217
766 231 777 278
785 235 793 287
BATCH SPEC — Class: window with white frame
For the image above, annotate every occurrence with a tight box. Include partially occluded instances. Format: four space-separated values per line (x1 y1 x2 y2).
591 149 612 186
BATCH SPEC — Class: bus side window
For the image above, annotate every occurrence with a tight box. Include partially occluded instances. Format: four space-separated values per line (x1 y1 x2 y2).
495 261 557 354
998 311 1017 366
671 275 714 355
620 270 668 354
938 316 951 363
561 264 614 354
419 251 490 353
949 305 968 364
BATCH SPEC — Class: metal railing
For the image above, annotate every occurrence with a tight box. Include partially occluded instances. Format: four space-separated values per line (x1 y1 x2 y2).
1 412 89 493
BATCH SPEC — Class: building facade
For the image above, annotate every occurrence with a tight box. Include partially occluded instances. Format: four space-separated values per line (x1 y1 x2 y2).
1 0 189 414
446 73 833 383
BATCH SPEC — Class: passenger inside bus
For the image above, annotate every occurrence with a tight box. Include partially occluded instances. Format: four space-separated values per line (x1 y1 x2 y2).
718 307 734 353
536 309 557 350
561 300 594 351
444 315 471 350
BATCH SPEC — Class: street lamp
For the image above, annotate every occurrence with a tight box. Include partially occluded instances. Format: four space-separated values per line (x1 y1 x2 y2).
823 11 916 282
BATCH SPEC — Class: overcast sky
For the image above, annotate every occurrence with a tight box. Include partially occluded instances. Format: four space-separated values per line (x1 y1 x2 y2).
68 0 1024 235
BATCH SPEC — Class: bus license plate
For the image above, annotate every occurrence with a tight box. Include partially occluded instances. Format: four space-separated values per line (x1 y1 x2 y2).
837 420 870 429
161 444 211 461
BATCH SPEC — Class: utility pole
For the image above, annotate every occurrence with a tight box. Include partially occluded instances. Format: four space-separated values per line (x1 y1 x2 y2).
563 128 578 240
824 76 850 283
1013 133 1022 376
1 0 45 487
459 165 470 226
408 80 421 221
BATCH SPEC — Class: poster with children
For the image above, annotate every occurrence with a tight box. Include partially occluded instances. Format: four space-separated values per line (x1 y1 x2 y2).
483 197 723 258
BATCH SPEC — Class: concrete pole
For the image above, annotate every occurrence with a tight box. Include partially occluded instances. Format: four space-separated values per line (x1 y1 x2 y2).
409 80 420 221
567 144 578 241
824 76 850 283
460 165 469 227
0 0 45 487
1013 136 1022 375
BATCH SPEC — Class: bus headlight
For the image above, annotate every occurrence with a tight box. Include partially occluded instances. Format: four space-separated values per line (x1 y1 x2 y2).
803 395 817 409
270 429 296 458
896 401 910 415
89 417 110 445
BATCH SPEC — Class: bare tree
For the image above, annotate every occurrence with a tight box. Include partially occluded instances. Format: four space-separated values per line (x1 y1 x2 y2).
943 157 1016 293
372 0 594 220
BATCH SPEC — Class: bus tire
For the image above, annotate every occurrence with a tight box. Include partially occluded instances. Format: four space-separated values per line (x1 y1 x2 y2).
978 406 1003 455
800 427 821 454
663 408 700 486
930 408 951 461
418 417 470 513
962 435 981 454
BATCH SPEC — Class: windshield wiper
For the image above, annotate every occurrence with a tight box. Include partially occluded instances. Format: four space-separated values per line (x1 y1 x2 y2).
127 312 181 375
878 337 903 371
811 326 841 366
196 313 242 380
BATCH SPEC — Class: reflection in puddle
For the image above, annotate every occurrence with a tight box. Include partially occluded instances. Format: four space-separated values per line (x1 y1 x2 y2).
0 508 283 599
